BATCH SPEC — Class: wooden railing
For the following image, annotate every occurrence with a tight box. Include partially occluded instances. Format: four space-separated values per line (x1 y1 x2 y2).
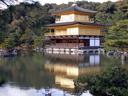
45 43 84 49
45 32 54 36
45 32 67 36
45 31 104 36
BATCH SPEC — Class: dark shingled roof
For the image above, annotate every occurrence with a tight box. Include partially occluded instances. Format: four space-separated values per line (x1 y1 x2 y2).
53 5 97 14
46 22 109 27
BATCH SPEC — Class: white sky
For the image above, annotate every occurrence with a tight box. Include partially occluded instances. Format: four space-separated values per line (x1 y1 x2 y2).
34 0 118 5
0 0 118 9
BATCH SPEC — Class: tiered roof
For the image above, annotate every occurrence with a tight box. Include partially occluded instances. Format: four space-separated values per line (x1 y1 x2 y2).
53 5 97 15
47 4 109 27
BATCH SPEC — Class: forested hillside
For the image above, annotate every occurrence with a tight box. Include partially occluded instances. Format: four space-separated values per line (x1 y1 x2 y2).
0 0 128 49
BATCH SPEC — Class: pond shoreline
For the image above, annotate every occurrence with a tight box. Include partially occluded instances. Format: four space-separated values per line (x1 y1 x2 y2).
0 50 127 96
0 48 18 57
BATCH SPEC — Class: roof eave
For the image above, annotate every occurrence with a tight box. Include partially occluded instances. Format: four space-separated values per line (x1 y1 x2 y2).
52 10 97 16
46 22 111 27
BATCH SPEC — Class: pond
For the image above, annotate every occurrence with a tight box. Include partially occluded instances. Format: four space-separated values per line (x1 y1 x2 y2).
0 52 127 96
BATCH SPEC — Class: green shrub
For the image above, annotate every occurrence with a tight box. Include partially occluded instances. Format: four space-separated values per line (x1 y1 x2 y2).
75 66 128 96
0 76 6 86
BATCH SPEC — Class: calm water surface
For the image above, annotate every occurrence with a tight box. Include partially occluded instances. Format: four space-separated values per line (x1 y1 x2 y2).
0 52 127 96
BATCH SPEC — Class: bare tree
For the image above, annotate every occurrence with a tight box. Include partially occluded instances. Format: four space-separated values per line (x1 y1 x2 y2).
0 0 35 8
0 0 18 7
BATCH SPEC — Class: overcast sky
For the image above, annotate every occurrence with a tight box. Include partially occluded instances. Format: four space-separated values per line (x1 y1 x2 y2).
0 0 118 9
34 0 118 5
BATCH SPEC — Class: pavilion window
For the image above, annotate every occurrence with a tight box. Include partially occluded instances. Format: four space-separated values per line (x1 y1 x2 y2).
51 29 54 32
56 16 61 22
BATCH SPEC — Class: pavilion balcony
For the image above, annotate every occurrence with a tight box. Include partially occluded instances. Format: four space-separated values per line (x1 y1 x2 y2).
45 32 54 36
45 42 94 49
45 43 81 49
45 32 68 36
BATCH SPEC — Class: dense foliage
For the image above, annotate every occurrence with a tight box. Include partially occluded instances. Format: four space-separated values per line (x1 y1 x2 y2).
75 67 128 96
0 2 54 49
0 0 128 49
105 20 128 50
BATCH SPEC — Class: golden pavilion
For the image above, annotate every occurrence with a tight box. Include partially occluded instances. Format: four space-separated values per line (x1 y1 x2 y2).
45 4 107 54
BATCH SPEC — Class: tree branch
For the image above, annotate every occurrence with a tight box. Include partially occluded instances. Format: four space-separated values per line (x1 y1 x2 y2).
0 0 9 7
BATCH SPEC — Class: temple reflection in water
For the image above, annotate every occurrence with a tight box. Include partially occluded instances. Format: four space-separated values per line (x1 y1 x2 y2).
44 54 101 90
0 52 123 95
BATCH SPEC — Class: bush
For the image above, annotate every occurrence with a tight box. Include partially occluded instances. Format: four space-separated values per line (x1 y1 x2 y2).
0 76 6 86
75 66 128 96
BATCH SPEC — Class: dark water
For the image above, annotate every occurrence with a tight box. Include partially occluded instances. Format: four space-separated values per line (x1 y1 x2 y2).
0 52 127 96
